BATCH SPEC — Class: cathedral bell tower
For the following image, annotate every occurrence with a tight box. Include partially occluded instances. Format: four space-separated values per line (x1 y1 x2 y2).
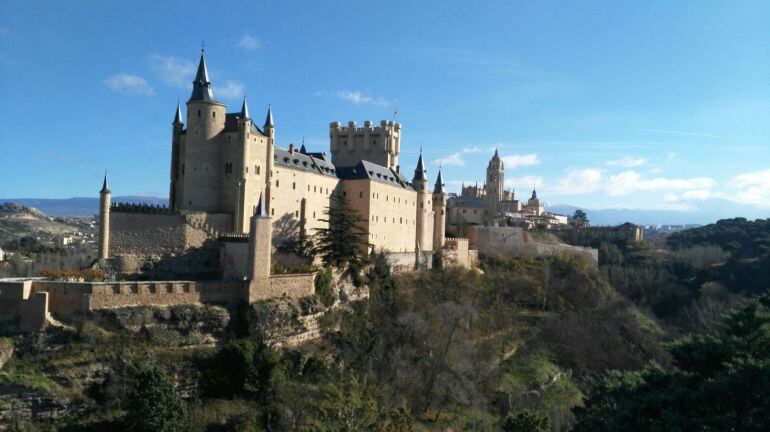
485 148 504 214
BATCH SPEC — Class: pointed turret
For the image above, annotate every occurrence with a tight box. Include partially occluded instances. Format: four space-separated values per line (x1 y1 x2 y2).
188 50 215 102
494 148 500 159
172 102 183 125
100 173 110 194
531 188 537 200
263 105 274 130
413 151 427 182
240 97 250 119
255 192 267 217
433 169 445 194
299 144 307 154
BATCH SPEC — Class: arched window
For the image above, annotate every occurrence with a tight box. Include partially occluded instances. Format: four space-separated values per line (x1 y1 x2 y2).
212 111 216 118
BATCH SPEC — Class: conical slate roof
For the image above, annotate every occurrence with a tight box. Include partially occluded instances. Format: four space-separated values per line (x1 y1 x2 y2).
240 97 250 119
172 102 183 125
188 51 215 102
256 192 267 217
433 169 445 194
100 173 110 194
264 105 274 129
413 152 427 181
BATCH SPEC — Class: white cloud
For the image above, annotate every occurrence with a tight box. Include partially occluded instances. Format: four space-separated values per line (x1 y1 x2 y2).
549 168 604 195
215 80 245 100
501 154 540 169
606 156 647 167
104 74 154 96
462 146 494 154
682 189 712 200
238 34 261 51
730 168 770 206
150 54 196 88
505 175 545 190
433 153 465 166
606 170 716 196
336 90 388 106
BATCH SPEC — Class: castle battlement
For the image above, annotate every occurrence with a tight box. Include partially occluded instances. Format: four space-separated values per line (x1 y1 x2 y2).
329 119 401 169
329 120 402 133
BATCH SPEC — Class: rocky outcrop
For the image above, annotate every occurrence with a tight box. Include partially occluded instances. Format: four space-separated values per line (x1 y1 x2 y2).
0 385 70 428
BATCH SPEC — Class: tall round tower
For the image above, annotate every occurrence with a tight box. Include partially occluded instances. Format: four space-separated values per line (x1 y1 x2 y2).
179 49 227 211
413 151 433 252
169 102 183 209
432 169 446 252
98 173 111 260
486 148 505 213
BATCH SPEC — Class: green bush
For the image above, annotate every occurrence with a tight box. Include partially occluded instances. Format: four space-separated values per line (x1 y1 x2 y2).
502 410 550 432
124 363 188 432
315 267 335 306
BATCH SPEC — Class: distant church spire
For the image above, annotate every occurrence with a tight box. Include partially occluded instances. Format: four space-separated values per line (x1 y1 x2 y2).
531 187 537 200
264 104 274 130
240 97 250 119
189 50 214 102
172 101 183 125
413 150 427 181
100 172 110 194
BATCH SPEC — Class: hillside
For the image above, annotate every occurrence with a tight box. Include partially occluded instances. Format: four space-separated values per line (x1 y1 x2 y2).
0 197 168 217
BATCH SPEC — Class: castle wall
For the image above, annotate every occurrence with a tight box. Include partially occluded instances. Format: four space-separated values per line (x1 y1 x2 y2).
249 273 316 301
30 282 91 314
443 238 471 268
0 280 32 315
269 165 340 239
343 179 418 253
86 281 245 310
220 240 249 280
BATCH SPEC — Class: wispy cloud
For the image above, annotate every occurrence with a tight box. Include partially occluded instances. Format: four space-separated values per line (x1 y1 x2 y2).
501 154 540 169
216 80 245 100
730 168 770 206
636 128 748 141
336 90 389 106
461 146 494 154
238 34 261 51
433 153 465 167
605 171 716 196
104 74 154 96
505 175 545 191
606 156 647 167
149 54 196 88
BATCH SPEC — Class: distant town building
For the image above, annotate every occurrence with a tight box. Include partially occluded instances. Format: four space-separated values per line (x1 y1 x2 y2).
446 150 567 235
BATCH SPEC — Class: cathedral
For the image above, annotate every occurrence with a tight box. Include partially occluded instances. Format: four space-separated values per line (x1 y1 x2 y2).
97 50 470 283
446 150 565 235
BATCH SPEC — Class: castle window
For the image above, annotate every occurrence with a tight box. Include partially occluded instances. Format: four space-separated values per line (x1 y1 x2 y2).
400 217 403 224
256 166 261 175
245 167 248 173
271 209 275 215
359 192 363 198
293 182 296 190
314 186 317 193
295 211 298 217
313 211 316 218
212 111 216 118
276 180 279 187
197 110 201 117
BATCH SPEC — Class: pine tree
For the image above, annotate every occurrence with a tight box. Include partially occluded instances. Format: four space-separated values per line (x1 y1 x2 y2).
124 363 188 432
313 196 371 267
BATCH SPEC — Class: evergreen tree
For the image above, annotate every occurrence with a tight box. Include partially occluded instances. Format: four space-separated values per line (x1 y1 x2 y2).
502 410 551 432
313 196 371 267
124 363 188 432
574 294 770 431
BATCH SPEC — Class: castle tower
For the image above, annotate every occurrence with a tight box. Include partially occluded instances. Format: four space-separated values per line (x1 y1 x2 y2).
432 168 446 252
98 173 111 260
263 105 275 213
413 151 433 252
485 148 505 214
234 97 255 232
329 120 401 169
247 193 272 302
178 50 227 212
169 102 183 209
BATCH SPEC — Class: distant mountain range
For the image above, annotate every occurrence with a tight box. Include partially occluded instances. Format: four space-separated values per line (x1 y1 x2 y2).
1 196 766 226
549 199 769 226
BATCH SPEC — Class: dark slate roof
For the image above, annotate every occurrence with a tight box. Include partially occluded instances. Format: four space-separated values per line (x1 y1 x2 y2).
449 196 486 209
188 52 218 103
413 152 427 181
274 148 338 178
337 160 414 190
100 173 110 194
433 169 445 194
172 102 183 125
223 113 265 135
264 105 274 129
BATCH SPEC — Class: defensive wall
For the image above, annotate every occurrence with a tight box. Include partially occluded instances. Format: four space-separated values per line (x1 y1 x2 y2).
0 273 316 332
442 238 478 268
468 226 598 267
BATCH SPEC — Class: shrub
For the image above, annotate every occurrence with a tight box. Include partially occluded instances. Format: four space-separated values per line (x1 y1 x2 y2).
314 267 335 306
124 363 188 432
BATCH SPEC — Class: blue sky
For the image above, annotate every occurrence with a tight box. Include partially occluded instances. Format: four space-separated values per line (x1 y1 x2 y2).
1 1 769 214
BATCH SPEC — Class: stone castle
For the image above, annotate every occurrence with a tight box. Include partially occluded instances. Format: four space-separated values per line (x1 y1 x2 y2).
447 149 567 235
0 50 479 331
